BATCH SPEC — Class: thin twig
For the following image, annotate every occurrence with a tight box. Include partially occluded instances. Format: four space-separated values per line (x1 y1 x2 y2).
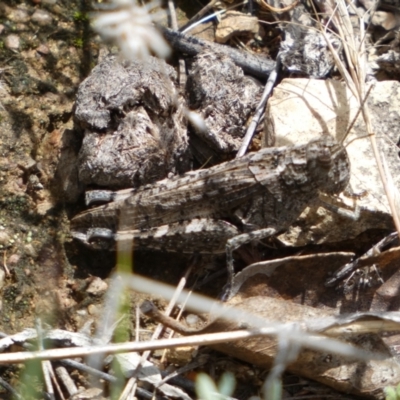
36 319 56 400
0 327 379 364
236 57 280 157
342 83 374 144
60 359 155 400
3 251 10 276
120 264 193 400
167 0 187 87
160 265 194 363
179 0 220 33
55 366 78 397
256 0 299 13
159 26 276 79
0 376 22 399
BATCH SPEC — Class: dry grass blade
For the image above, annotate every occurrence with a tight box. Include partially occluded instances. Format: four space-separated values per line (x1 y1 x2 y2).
0 275 386 365
317 0 400 236
118 256 192 399
257 0 299 13
236 58 280 157
0 324 382 365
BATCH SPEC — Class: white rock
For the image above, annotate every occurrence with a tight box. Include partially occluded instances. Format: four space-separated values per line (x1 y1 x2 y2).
0 231 11 246
5 35 20 51
86 277 108 295
31 9 53 26
371 11 400 30
7 8 30 23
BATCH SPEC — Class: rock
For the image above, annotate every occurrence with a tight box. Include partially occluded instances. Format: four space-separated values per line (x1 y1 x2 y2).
4 34 20 51
87 304 100 316
7 254 20 265
74 55 190 190
265 78 400 245
7 7 30 23
275 1 341 79
31 9 53 26
185 313 202 327
36 197 55 215
186 52 263 164
24 244 37 258
86 277 108 295
0 231 11 247
165 346 197 365
36 44 50 55
371 11 400 30
216 11 260 43
280 26 341 78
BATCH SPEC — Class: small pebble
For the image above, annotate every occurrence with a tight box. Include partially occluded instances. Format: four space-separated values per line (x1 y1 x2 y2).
36 44 50 55
185 313 201 327
5 35 20 51
371 11 400 30
76 309 87 316
86 277 108 295
87 304 99 316
24 244 37 257
8 8 30 23
31 9 53 26
8 254 20 265
166 346 197 365
0 231 11 246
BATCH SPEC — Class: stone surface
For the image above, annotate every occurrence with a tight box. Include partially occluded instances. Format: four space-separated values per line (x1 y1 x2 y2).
215 11 260 43
6 7 30 23
186 52 263 163
4 34 20 51
31 9 53 26
265 78 400 244
74 55 190 191
371 11 400 30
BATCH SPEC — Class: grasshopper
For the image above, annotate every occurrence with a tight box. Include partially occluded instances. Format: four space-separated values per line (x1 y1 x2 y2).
71 135 350 298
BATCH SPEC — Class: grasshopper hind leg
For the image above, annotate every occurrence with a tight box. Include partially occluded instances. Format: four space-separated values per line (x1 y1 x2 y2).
222 227 278 301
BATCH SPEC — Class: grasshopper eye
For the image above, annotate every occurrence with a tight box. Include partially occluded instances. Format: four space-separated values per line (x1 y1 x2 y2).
317 148 332 168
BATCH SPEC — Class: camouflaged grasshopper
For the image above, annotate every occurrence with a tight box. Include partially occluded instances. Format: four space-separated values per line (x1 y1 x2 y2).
71 135 350 298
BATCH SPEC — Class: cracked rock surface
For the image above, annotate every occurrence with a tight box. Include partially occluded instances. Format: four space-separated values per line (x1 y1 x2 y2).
186 52 263 163
74 55 190 190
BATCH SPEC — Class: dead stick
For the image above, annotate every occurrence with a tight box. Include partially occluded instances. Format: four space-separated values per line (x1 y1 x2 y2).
159 26 276 79
236 56 280 157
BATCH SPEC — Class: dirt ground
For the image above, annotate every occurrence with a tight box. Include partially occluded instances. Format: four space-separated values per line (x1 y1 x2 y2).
0 0 95 332
0 0 215 333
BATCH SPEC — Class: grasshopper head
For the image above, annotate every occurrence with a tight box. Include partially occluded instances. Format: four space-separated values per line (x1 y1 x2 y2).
306 135 350 195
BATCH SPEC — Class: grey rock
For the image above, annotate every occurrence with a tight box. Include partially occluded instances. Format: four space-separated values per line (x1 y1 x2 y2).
74 55 190 190
4 34 20 51
280 26 341 78
7 7 30 23
186 52 263 162
31 9 53 26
